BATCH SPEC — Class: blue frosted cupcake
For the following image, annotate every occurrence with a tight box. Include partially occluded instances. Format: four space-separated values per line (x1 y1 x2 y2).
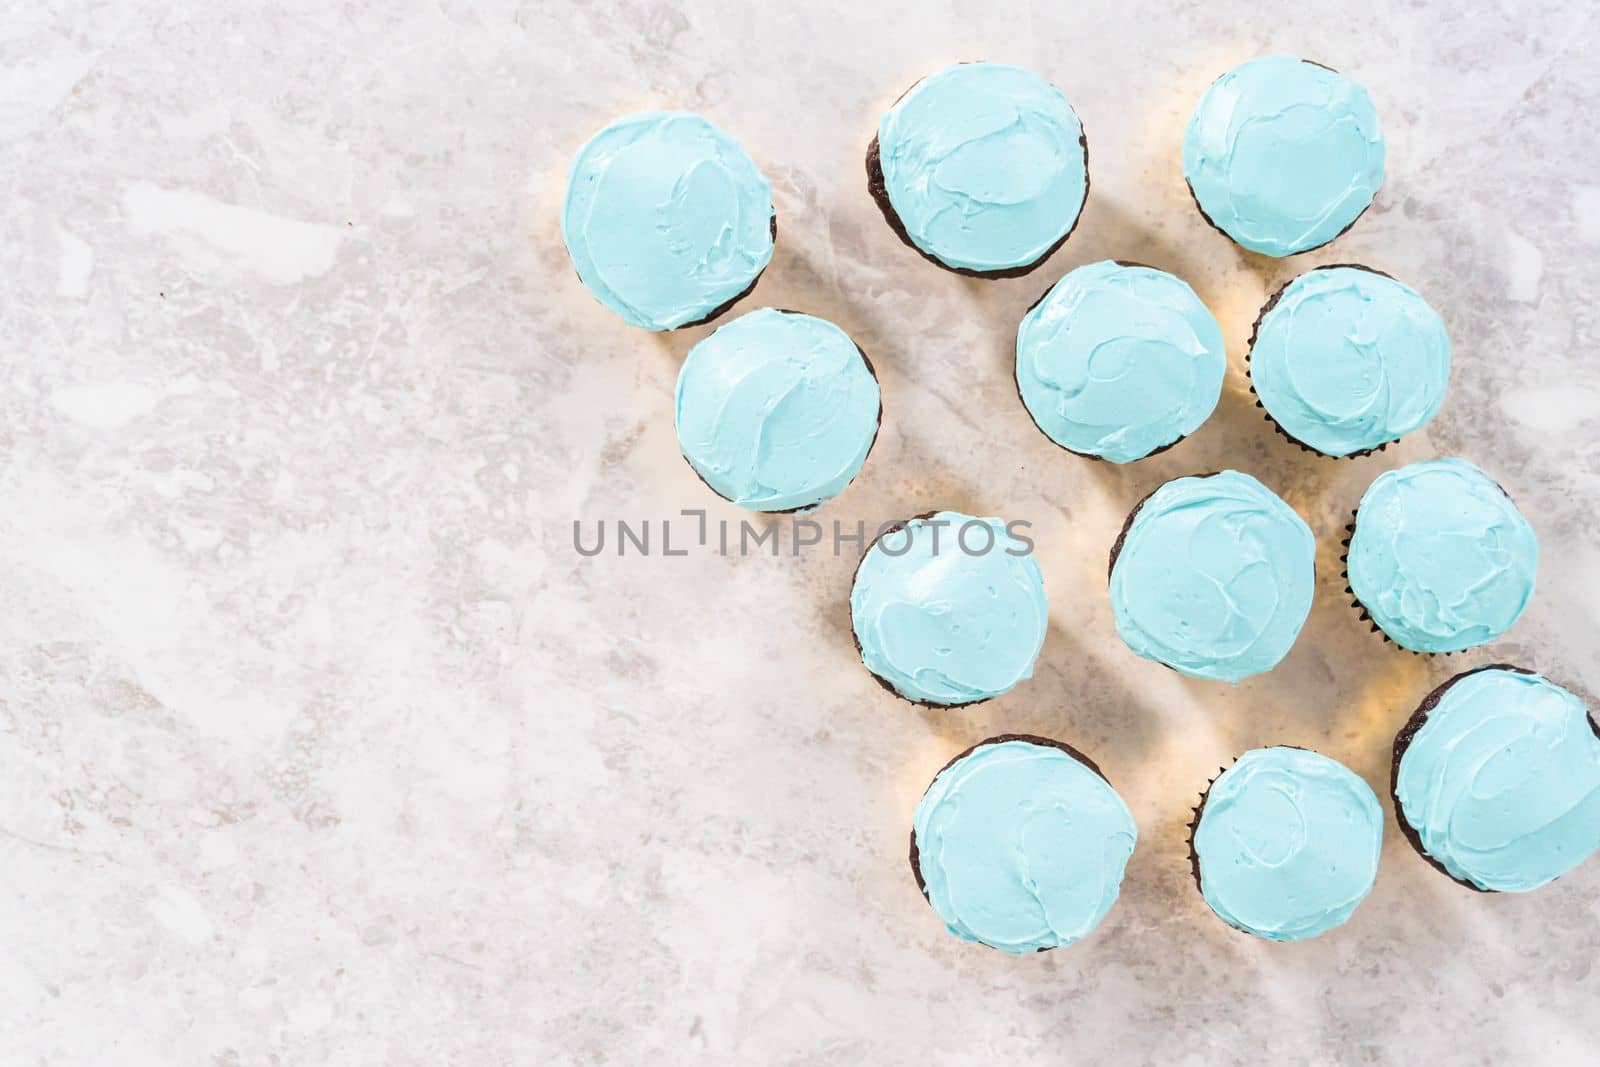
1392 666 1600 892
911 735 1137 953
1183 56 1384 257
1344 459 1539 653
674 308 881 513
1015 261 1226 462
562 111 775 330
1109 471 1315 682
867 62 1089 277
850 512 1047 706
1247 265 1451 457
1189 747 1382 941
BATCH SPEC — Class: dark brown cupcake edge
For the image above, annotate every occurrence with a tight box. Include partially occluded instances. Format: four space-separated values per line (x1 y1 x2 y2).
908 733 1112 953
1339 507 1425 655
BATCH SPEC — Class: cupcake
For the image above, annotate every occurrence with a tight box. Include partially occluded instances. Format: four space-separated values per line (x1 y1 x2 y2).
562 111 775 330
910 735 1137 953
1182 56 1384 257
1344 459 1539 653
867 62 1088 277
674 308 881 513
1015 260 1226 463
1109 471 1315 682
1392 666 1600 892
850 512 1046 706
1189 747 1382 941
1247 265 1451 457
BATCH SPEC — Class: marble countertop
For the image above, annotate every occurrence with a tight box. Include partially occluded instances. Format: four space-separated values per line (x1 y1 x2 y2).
5 1 1599 1063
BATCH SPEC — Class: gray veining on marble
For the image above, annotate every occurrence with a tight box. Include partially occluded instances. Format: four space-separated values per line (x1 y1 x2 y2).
3 1 1599 1063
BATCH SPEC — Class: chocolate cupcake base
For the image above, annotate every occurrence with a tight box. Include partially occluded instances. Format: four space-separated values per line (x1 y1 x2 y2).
1185 766 1227 895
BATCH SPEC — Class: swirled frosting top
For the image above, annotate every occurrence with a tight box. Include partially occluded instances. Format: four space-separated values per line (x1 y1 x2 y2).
1182 56 1385 257
1195 747 1383 941
877 62 1088 272
1396 668 1600 892
1250 267 1450 456
851 512 1047 705
1110 471 1315 683
562 111 774 330
1016 260 1226 462
675 309 880 512
1348 459 1538 653
913 739 1137 953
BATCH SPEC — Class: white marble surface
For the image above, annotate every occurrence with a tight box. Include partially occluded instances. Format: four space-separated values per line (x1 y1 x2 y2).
4 1 1600 1063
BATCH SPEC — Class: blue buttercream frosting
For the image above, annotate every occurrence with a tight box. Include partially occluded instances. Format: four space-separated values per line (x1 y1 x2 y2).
1396 668 1600 892
1110 471 1315 683
1016 261 1226 462
851 512 1047 705
675 309 880 512
1183 56 1385 257
1348 459 1538 653
1250 266 1451 456
1194 747 1383 941
562 111 774 330
877 62 1088 273
913 739 1137 953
